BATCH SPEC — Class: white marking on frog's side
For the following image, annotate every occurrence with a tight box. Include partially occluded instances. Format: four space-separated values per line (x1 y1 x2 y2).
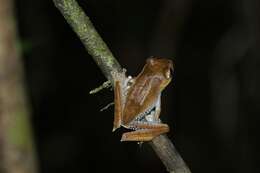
145 113 154 122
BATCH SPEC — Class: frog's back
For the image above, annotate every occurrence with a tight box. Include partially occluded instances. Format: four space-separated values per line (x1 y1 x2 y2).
122 76 161 124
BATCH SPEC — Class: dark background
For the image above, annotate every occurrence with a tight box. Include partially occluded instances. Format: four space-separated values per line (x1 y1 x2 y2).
15 0 259 172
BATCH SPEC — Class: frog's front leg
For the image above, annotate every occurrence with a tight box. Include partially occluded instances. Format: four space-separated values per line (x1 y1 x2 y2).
113 80 123 131
112 70 128 132
121 122 169 141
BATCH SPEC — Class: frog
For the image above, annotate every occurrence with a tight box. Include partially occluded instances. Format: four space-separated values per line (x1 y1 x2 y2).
112 57 173 142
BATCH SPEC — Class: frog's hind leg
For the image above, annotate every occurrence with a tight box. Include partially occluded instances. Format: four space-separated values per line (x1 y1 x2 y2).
121 123 169 141
113 81 123 132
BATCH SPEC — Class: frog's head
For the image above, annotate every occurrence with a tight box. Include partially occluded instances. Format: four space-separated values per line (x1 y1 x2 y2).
146 57 174 79
146 57 174 90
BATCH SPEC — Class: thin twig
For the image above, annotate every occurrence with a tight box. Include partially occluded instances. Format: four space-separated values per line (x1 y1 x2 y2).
89 81 112 94
100 102 114 112
53 0 191 172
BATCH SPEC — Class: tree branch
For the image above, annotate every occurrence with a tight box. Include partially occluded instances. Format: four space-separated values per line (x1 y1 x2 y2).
53 0 121 82
150 135 191 173
53 0 191 172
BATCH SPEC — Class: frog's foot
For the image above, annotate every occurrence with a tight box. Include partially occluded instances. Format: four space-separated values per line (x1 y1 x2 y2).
121 123 169 142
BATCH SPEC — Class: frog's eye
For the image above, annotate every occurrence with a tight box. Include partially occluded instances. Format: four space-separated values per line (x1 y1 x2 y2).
146 57 155 65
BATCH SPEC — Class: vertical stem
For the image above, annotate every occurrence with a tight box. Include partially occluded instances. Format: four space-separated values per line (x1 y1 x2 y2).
0 0 38 173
